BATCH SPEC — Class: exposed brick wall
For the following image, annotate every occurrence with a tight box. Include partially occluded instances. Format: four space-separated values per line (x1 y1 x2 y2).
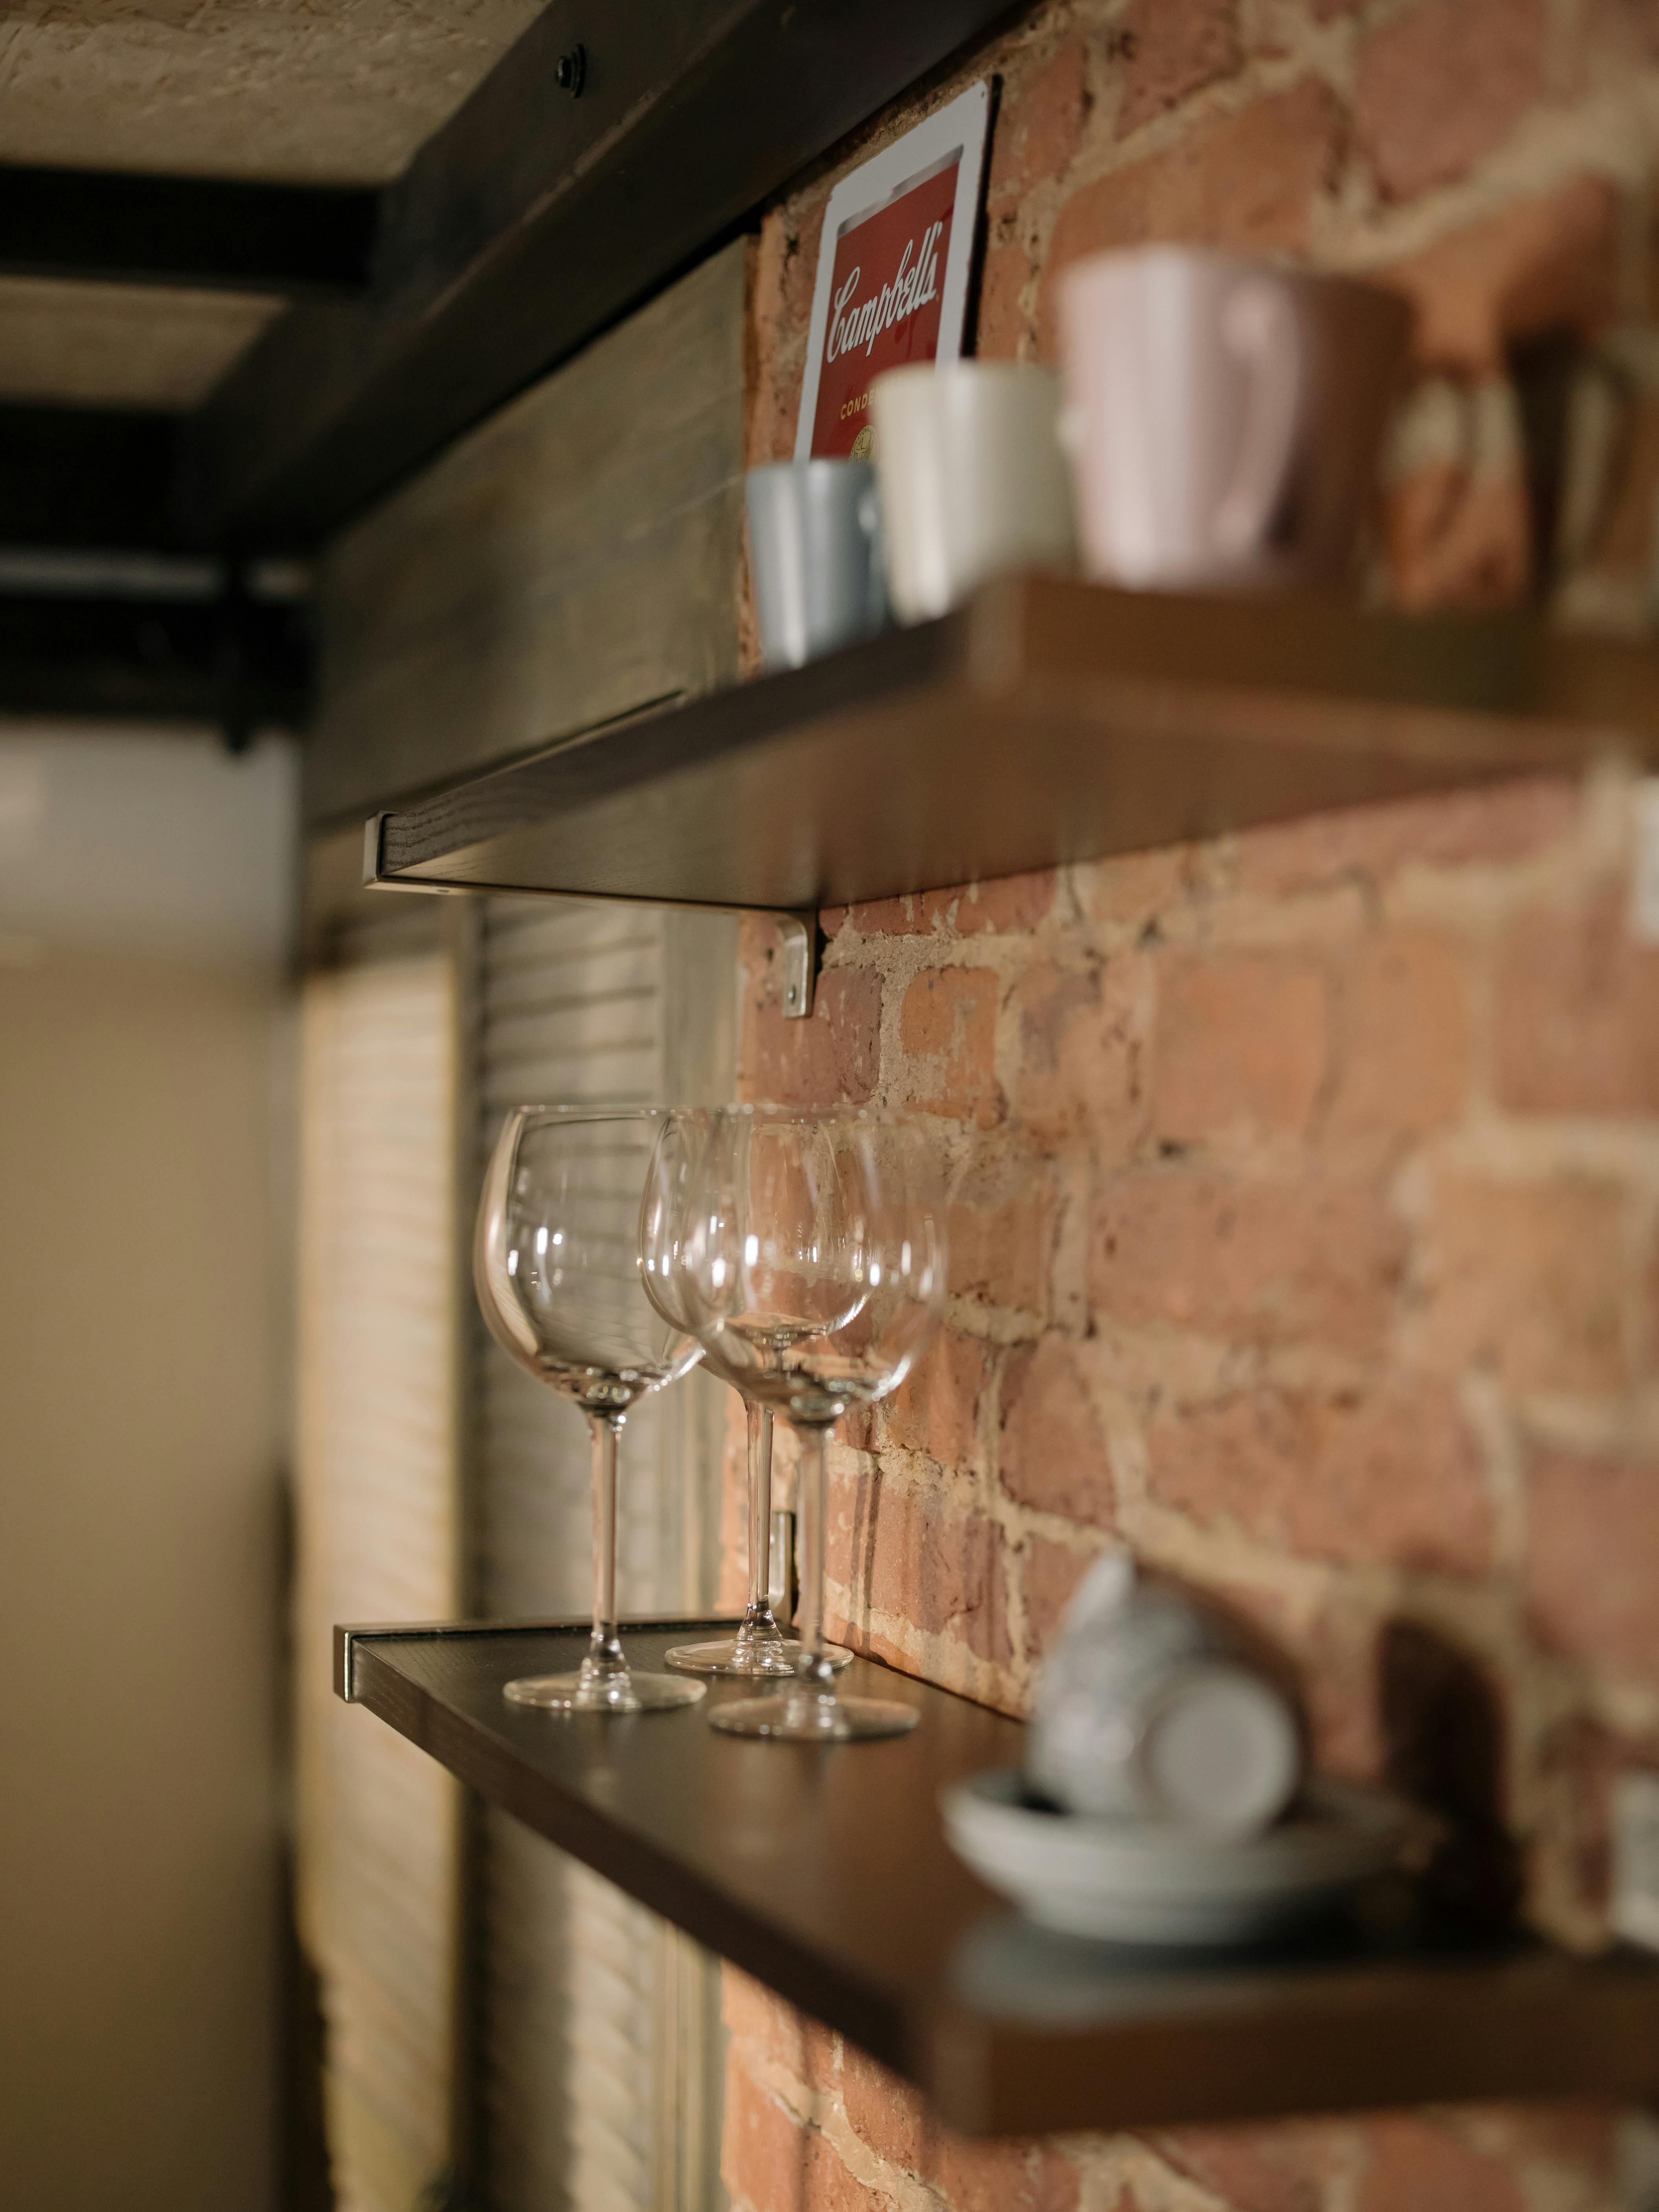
723 4 1659 2206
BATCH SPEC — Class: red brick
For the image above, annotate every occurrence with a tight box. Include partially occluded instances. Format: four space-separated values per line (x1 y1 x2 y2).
1495 888 1659 1116
1379 178 1618 376
722 2055 797 2212
1232 780 1577 897
999 1333 1115 1524
1414 1176 1631 1393
1090 1170 1407 1353
867 1480 1012 1666
1021 1532 1113 1660
1329 927 1471 1139
1215 1577 1387 1779
1467 2101 1619 2183
724 2052 900 2212
1147 1381 1494 1574
1527 1450 1659 1678
1356 0 1547 204
741 939 881 1110
747 192 831 467
1151 953 1328 1144
880 1327 993 1471
1355 2116 1528 2212
925 2133 1082 2212
1085 845 1198 929
947 1156 1059 1316
847 872 1055 939
987 35 1091 219
723 1966 837 2093
977 240 1034 359
1009 955 1147 1153
1153 2120 1346 2212
1041 80 1343 346
896 967 1001 1125
1115 0 1241 138
840 2040 925 2173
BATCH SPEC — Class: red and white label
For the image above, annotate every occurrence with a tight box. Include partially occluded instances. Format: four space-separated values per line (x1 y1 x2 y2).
806 155 961 460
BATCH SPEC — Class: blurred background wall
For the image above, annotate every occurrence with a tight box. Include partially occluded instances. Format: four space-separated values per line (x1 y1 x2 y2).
0 726 297 2212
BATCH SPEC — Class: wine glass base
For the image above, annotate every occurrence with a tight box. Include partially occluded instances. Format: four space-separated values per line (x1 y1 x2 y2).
664 1637 854 1679
503 1669 707 1713
708 1689 919 1741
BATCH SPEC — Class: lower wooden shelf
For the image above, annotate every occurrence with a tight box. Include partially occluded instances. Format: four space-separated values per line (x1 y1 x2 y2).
336 1617 1659 2137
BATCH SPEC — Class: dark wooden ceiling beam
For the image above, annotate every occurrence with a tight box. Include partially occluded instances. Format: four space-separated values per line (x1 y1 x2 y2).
0 588 312 742
0 164 379 296
179 0 1013 547
0 406 186 550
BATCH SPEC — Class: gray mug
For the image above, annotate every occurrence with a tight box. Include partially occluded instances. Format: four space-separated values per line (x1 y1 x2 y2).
745 459 887 671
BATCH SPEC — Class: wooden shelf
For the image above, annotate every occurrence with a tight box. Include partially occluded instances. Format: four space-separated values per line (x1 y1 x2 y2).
337 1617 1659 2137
366 575 1659 916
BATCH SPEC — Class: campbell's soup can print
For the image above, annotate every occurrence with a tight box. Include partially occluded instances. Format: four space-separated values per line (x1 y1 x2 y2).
808 153 960 462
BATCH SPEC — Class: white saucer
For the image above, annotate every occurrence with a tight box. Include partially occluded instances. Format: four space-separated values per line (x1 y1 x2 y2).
941 1769 1420 1946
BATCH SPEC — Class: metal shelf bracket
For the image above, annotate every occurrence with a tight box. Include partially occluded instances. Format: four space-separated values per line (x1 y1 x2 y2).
362 810 818 1016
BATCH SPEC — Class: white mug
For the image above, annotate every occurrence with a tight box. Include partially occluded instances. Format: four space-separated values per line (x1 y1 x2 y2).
1030 1554 1303 1837
1057 247 1411 591
870 361 1077 623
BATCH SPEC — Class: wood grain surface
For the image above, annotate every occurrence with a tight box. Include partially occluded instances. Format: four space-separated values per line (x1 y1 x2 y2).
307 242 747 827
339 1619 1659 2137
371 573 1659 915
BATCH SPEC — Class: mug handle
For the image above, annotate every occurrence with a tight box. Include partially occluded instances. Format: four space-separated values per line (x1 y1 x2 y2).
1212 279 1301 560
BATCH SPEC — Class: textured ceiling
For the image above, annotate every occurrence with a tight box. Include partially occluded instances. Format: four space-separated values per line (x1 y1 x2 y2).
0 278 281 406
0 2 546 183
0 4 548 420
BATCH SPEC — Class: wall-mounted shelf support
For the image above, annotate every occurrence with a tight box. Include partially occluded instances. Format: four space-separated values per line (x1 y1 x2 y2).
362 809 817 1015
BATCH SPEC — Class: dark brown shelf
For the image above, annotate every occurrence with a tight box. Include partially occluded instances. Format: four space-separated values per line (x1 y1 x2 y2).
337 1617 1659 2137
366 575 1659 916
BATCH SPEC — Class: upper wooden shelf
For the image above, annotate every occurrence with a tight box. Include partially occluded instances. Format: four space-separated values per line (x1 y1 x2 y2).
366 575 1659 915
338 1618 1659 2138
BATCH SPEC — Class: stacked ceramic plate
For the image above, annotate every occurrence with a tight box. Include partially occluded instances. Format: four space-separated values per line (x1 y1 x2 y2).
941 1769 1420 1947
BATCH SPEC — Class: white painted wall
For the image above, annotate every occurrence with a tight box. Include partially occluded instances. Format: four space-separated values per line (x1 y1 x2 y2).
0 723 297 2212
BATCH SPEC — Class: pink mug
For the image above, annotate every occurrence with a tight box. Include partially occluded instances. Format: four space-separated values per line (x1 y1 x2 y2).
1057 247 1410 591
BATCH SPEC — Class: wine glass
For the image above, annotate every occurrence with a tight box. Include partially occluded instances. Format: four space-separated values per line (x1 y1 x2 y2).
475 1105 707 1713
638 1109 852 1680
673 1106 947 1741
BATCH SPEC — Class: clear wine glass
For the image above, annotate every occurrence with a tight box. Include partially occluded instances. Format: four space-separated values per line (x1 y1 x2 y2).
638 1108 852 1680
475 1105 707 1713
673 1106 947 1741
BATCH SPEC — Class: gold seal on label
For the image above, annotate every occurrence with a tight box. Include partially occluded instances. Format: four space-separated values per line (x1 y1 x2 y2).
850 424 875 463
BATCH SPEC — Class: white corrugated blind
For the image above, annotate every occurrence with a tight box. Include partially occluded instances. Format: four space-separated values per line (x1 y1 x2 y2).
294 926 462 2212
475 896 728 2212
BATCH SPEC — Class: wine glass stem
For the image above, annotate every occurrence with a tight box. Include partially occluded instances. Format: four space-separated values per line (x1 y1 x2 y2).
586 1410 626 1679
795 1423 835 1693
741 1399 778 1634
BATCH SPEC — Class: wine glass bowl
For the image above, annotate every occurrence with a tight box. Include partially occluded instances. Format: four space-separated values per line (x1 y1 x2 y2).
671 1106 947 1741
475 1106 706 1715
638 1108 852 1681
